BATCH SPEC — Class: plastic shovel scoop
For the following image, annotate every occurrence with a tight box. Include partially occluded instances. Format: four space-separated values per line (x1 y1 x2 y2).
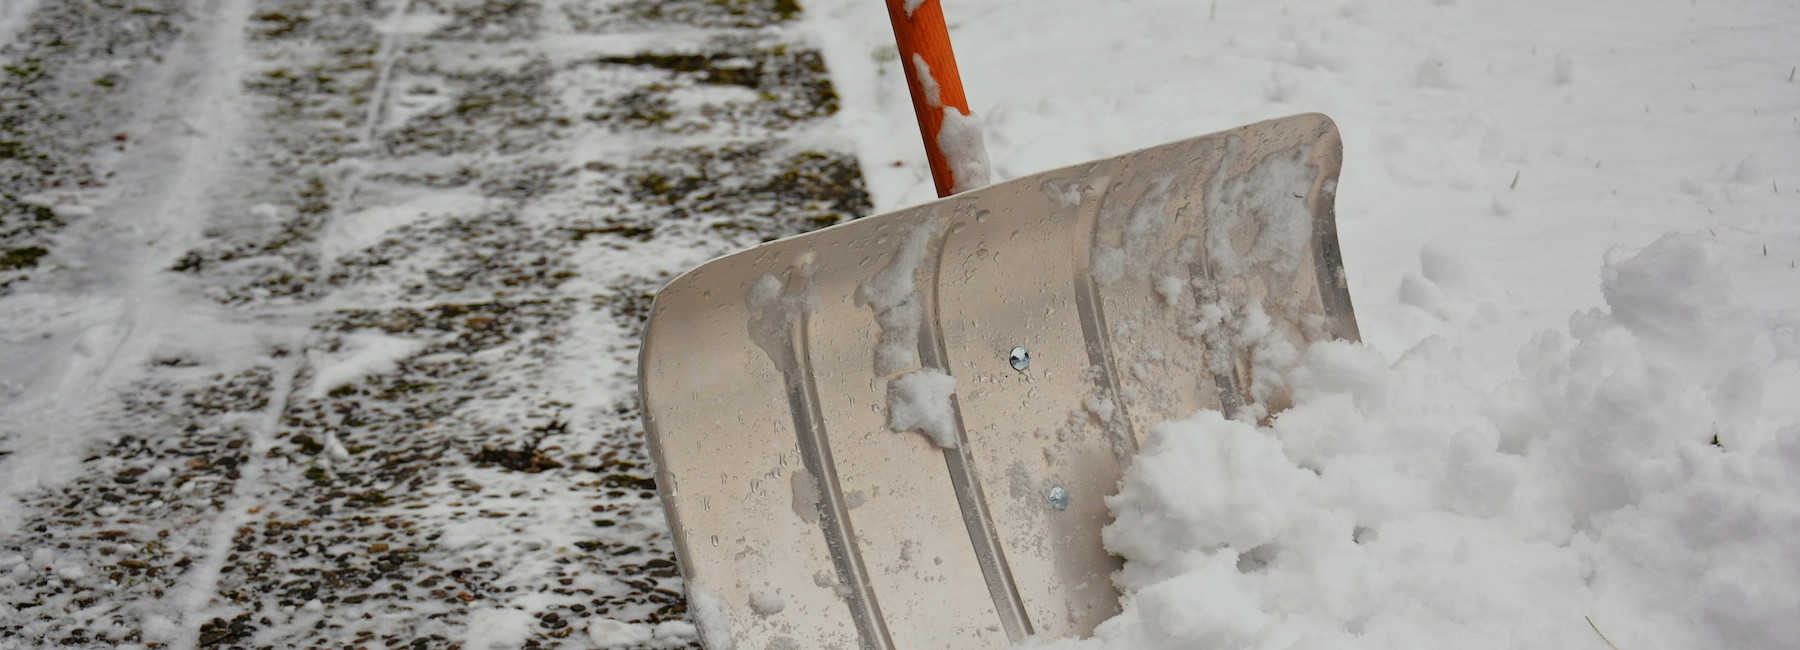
637 2 1359 648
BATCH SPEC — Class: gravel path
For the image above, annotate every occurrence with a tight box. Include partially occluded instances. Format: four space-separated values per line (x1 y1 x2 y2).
0 0 869 647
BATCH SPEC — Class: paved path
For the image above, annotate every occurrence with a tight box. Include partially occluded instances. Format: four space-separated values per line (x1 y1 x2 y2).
0 0 869 647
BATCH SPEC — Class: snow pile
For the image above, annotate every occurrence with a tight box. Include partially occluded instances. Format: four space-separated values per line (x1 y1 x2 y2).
807 0 1800 645
1029 233 1799 649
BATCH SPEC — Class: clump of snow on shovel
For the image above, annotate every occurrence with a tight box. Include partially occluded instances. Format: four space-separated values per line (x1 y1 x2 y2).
888 369 959 448
749 591 786 616
1202 143 1316 284
855 220 936 376
687 581 735 650
854 218 962 448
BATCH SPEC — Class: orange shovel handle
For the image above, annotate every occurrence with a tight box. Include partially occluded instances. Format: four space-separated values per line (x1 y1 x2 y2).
885 0 973 198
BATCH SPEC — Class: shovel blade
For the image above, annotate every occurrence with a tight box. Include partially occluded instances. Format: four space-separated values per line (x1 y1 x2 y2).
640 113 1357 650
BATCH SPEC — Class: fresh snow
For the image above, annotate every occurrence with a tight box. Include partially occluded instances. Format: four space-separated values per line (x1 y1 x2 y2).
909 53 994 192
802 0 1800 648
0 0 864 647
886 369 961 449
686 581 734 650
855 218 939 376
0 0 1794 648
585 617 654 647
302 332 433 401
911 54 944 109
0 0 38 48
1038 235 1799 649
936 106 993 194
747 591 786 617
464 607 534 649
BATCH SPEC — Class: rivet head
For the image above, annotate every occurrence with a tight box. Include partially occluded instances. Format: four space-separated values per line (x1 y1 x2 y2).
1047 486 1068 511
1008 346 1030 372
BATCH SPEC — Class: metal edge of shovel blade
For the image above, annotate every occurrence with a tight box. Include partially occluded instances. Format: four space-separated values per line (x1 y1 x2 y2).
639 112 1356 650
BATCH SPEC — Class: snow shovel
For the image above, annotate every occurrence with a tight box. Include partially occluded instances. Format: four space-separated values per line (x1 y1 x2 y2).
637 1 1359 648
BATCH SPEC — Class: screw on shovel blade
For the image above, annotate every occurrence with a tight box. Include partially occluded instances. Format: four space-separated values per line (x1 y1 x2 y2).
1008 346 1030 372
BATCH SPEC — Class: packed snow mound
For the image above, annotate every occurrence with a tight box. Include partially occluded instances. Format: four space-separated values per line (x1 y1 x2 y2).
1029 234 1800 650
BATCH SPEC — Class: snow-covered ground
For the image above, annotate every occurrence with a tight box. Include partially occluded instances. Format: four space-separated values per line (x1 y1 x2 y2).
1 0 859 648
0 0 1796 648
802 0 1800 648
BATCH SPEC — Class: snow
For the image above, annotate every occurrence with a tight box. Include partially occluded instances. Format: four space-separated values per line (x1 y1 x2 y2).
856 217 938 376
911 54 943 109
465 607 534 649
0 0 1793 646
651 620 698 641
748 591 786 616
803 0 1800 647
2 0 855 646
1021 234 1800 649
585 617 654 647
687 581 735 650
910 53 994 192
0 0 37 47
1201 143 1315 280
1599 233 1758 375
886 369 959 449
303 331 433 400
936 106 993 193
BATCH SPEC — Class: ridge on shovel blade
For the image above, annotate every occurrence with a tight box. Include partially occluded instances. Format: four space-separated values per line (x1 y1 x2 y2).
639 113 1359 650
